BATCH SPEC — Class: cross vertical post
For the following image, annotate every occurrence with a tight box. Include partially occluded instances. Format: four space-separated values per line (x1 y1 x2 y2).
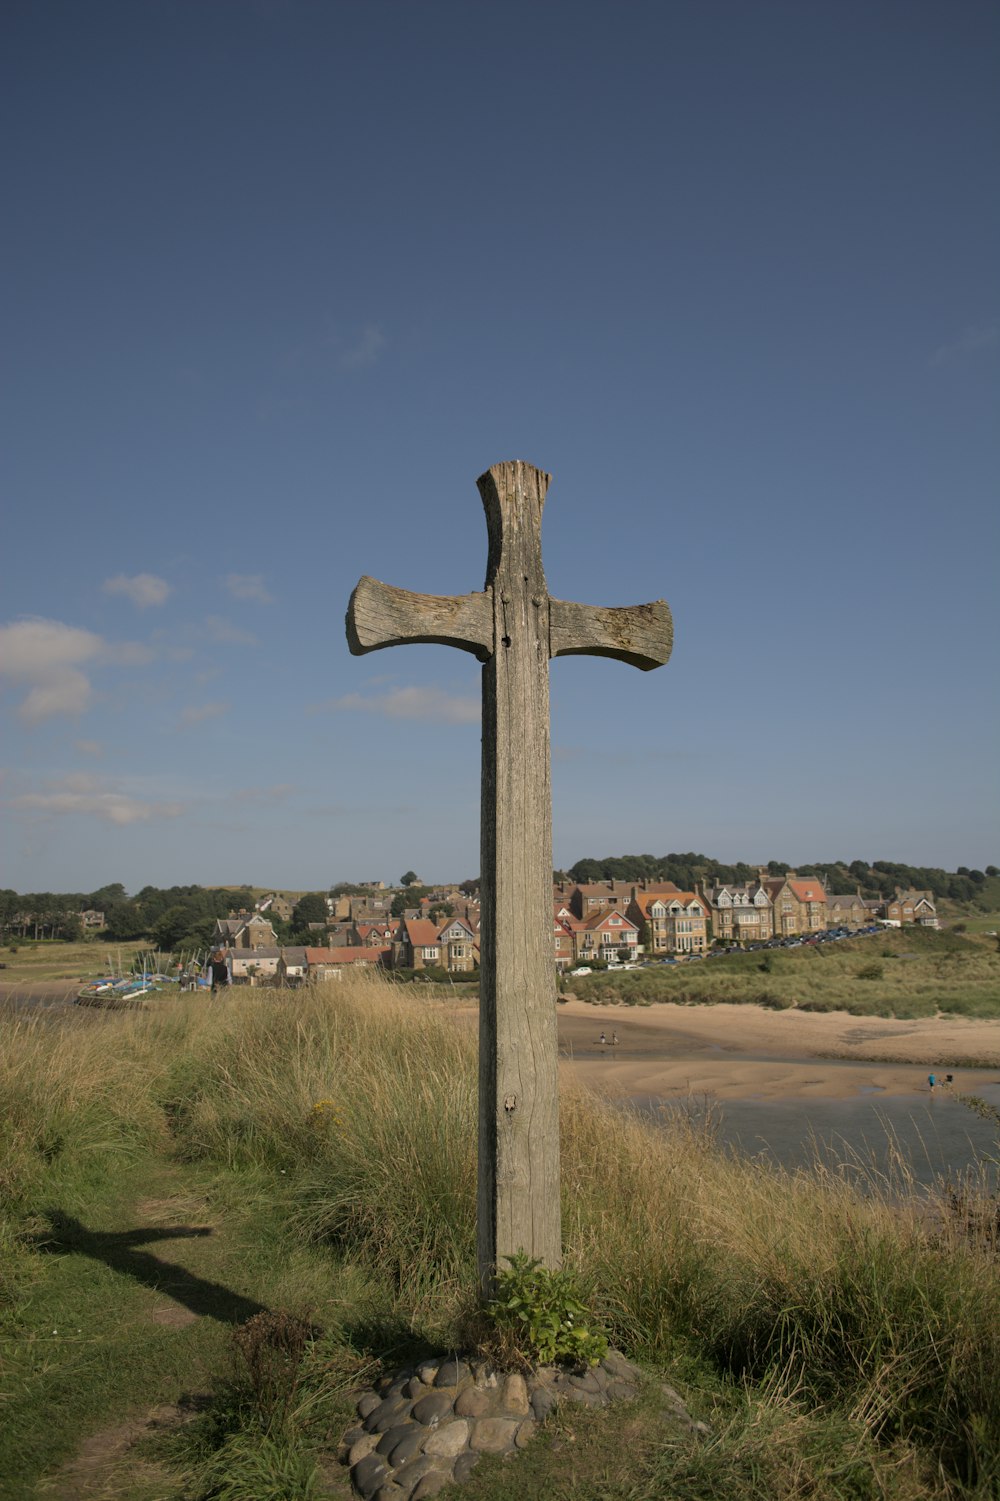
347 460 672 1293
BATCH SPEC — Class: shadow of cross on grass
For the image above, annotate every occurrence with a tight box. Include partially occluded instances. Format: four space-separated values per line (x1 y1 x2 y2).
34 1210 269 1326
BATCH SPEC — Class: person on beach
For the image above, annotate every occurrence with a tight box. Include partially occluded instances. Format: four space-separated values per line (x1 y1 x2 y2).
928 1073 936 1091
612 1031 619 1046
209 948 230 993
599 1031 606 1045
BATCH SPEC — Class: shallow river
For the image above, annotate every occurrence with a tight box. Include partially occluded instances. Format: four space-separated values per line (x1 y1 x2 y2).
630 1082 1000 1188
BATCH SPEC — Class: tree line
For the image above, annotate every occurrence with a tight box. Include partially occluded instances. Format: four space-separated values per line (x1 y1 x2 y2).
556 855 998 907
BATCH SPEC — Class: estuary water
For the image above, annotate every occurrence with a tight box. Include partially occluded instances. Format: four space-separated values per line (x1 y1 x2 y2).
631 1080 1000 1188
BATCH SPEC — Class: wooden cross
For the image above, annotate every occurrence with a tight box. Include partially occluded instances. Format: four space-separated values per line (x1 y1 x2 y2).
347 461 672 1291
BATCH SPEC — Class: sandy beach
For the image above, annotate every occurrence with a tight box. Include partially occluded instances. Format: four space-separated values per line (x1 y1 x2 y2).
555 999 1000 1103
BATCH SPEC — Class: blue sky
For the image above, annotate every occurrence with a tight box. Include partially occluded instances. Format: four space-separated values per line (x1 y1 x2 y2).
2 0 997 894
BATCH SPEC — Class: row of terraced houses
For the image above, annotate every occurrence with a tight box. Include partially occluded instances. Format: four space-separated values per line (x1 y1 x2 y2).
213 874 937 980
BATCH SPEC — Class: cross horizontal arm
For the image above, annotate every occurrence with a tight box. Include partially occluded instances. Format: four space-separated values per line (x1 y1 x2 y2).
346 576 494 660
549 598 673 670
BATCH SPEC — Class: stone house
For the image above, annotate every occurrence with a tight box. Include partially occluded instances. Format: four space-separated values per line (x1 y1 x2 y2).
883 889 938 927
761 873 827 936
700 880 773 944
826 893 867 928
213 913 278 950
629 891 709 955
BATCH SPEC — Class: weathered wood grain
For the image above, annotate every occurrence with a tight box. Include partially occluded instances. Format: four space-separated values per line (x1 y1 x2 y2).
549 598 672 671
347 576 493 660
476 461 561 1285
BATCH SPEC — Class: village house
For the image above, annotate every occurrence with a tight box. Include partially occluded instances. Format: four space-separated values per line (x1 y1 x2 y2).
761 872 828 936
629 890 709 955
436 915 478 972
254 892 294 922
826 892 868 928
304 946 387 981
573 908 640 965
352 920 395 948
393 915 479 972
227 946 307 984
212 913 278 950
882 889 939 927
699 879 773 944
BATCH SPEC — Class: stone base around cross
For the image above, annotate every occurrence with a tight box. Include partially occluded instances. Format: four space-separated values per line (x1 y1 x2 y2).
340 1349 708 1500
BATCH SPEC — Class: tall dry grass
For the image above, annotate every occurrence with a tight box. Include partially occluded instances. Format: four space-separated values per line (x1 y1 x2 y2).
3 979 999 1490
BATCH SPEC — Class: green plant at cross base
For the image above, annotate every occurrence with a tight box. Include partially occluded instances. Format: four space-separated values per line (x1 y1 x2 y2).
488 1252 608 1368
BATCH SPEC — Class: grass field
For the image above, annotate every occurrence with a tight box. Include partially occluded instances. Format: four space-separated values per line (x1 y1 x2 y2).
0 938 154 985
567 926 1000 1019
2 978 999 1499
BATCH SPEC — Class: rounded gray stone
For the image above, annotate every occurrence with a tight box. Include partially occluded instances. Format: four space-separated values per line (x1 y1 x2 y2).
514 1417 537 1449
411 1471 450 1500
434 1358 469 1388
501 1372 531 1416
469 1416 519 1453
606 1378 639 1402
358 1391 382 1420
376 1423 418 1458
373 1486 407 1501
404 1376 430 1399
349 1432 381 1466
415 1360 440 1385
454 1385 493 1418
411 1390 456 1426
368 1396 413 1433
569 1370 602 1394
530 1386 556 1420
602 1349 641 1381
352 1451 390 1499
452 1450 481 1484
391 1453 438 1493
423 1418 469 1457
386 1427 425 1467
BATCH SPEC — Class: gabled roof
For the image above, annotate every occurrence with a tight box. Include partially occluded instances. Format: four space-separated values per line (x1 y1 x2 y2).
789 880 826 903
404 918 442 946
305 946 386 964
582 907 638 932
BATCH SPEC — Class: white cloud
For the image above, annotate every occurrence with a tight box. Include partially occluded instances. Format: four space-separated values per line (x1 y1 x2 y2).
0 617 104 723
225 573 274 604
340 324 387 370
9 773 186 826
204 616 258 645
929 320 1000 366
178 701 230 728
327 685 480 724
102 573 172 608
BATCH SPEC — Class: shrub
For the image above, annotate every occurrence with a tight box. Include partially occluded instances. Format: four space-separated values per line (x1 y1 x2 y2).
487 1252 608 1368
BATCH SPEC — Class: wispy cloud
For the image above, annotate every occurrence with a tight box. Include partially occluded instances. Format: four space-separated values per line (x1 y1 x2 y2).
929 320 1000 367
75 739 104 757
340 323 387 370
204 616 258 646
8 772 186 826
102 573 171 608
0 617 103 722
324 685 480 724
225 573 274 605
178 701 230 729
230 783 295 805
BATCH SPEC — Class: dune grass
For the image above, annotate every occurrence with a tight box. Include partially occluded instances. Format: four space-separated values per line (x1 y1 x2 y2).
570 926 1000 1019
2 979 999 1498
